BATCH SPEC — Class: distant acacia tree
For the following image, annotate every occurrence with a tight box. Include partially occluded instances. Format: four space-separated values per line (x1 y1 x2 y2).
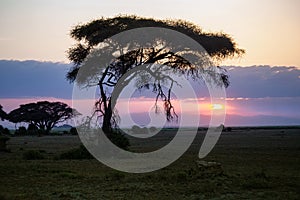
0 104 7 121
8 101 80 134
67 15 244 134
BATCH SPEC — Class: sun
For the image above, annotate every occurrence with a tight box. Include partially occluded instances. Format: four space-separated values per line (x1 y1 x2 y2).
210 104 224 110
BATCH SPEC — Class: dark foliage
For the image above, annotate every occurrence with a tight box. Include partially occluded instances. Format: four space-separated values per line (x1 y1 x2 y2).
0 135 10 152
0 104 7 121
27 124 40 135
131 125 158 134
58 144 94 160
8 101 80 134
27 124 38 131
105 129 130 150
67 15 244 68
69 127 78 135
0 125 10 135
66 15 244 144
23 150 45 160
15 126 27 135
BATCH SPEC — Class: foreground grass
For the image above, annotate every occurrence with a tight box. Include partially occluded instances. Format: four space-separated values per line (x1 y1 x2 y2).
0 129 300 199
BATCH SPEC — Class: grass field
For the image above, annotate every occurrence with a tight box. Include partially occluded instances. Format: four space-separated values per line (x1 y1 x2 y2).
0 128 299 199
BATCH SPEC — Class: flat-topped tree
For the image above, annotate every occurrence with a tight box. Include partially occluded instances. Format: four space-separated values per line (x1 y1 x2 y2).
8 101 80 134
67 15 244 134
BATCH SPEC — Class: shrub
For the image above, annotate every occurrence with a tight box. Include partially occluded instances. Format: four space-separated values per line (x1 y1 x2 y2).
131 125 141 134
149 126 157 133
105 129 130 150
0 127 10 135
58 171 81 179
58 144 94 160
176 171 188 182
226 127 232 132
106 172 125 181
15 126 27 135
23 150 45 160
69 127 78 135
36 129 47 136
27 124 39 135
241 169 272 189
27 124 38 131
131 125 150 134
0 136 10 152
141 127 149 134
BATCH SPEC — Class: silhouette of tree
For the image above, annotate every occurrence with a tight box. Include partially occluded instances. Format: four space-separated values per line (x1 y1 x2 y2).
0 104 7 121
8 101 80 134
66 15 244 134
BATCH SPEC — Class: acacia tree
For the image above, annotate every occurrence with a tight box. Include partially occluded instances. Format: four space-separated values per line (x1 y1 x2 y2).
8 101 80 134
67 15 244 134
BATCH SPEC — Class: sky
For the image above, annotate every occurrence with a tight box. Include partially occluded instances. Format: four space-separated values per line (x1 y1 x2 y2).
0 0 300 127
0 60 299 127
0 0 300 67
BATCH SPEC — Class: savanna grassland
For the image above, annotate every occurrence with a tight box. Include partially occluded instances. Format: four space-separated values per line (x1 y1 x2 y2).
0 128 300 200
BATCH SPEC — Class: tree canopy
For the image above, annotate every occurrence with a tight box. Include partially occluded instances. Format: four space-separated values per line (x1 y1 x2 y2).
67 15 244 134
67 15 244 81
8 101 80 133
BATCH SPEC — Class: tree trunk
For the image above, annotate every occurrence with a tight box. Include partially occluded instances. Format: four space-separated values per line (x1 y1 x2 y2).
102 100 113 134
100 71 137 134
46 126 51 135
38 124 46 137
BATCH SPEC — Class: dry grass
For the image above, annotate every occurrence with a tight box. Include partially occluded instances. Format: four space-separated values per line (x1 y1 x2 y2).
0 128 299 199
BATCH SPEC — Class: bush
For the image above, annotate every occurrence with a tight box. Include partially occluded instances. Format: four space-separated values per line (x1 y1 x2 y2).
27 124 38 131
69 127 78 135
27 124 39 135
105 129 130 150
176 171 188 182
0 136 10 152
3 128 10 135
37 129 47 136
131 125 150 134
131 125 141 134
106 172 125 181
226 127 232 132
0 126 10 135
15 126 27 135
141 127 148 134
23 150 45 160
149 126 157 133
241 169 272 189
58 144 94 160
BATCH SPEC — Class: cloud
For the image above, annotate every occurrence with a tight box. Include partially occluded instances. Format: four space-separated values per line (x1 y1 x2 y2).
0 60 73 99
224 114 300 126
0 60 299 126
225 97 300 117
225 65 300 98
1 60 299 99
